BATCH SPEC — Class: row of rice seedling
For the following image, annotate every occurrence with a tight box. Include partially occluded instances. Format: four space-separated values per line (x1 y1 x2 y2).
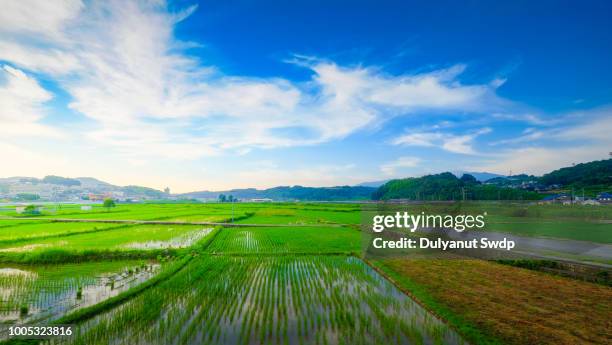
206 227 361 254
62 256 464 345
0 261 158 327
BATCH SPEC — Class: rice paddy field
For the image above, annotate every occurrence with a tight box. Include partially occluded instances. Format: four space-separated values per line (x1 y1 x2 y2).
0 261 158 325
0 202 609 344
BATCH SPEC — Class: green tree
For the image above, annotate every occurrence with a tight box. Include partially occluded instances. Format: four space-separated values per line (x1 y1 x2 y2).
218 194 227 202
24 205 40 215
103 198 116 210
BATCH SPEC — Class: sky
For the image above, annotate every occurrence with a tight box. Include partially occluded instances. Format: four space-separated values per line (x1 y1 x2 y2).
1 0 611 192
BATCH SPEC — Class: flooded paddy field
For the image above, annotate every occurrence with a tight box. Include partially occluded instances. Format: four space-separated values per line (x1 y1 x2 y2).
63 256 464 345
0 260 160 327
4 202 605 344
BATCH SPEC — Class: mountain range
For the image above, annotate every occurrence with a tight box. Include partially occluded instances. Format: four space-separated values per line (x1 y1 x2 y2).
1 159 609 202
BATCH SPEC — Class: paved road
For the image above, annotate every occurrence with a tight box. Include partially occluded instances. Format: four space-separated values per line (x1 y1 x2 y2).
435 228 612 268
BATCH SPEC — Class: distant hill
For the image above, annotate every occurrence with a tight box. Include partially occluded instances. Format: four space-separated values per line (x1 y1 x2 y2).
373 172 542 201
453 171 505 182
0 175 165 201
2 159 609 202
539 159 612 189
483 174 537 187
374 159 612 200
179 185 376 201
356 180 389 188
480 159 611 195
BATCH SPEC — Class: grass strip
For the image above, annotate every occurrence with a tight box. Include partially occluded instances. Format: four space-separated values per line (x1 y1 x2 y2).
0 248 179 264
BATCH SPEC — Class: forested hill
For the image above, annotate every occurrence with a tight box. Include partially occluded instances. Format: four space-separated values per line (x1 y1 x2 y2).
539 159 611 189
372 159 612 201
372 172 541 201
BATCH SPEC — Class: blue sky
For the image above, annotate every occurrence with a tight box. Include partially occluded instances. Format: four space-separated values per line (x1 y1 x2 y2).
1 0 611 192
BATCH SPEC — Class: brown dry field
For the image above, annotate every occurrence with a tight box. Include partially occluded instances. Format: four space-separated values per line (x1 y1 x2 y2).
378 259 612 345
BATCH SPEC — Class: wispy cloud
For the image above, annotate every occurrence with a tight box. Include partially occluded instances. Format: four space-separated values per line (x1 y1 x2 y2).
391 128 492 154
380 156 421 176
0 0 607 191
473 108 612 174
0 65 61 138
0 0 513 162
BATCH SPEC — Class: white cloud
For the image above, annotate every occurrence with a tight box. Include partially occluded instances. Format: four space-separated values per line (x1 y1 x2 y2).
228 163 364 189
473 146 609 176
0 0 83 41
0 65 60 138
0 0 514 163
380 156 421 176
1 0 606 191
473 110 612 174
392 127 492 155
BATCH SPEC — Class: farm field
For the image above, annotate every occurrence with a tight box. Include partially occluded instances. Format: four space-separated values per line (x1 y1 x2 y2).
206 226 360 254
4 203 362 225
0 224 213 253
372 258 612 345
484 218 611 243
66 256 463 345
0 202 608 345
366 202 612 244
0 221 121 245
